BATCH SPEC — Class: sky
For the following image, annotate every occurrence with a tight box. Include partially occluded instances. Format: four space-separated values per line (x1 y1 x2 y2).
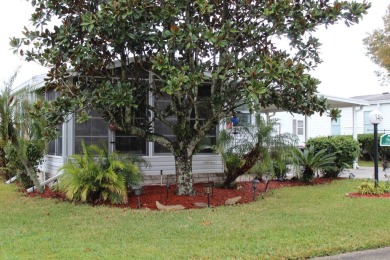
0 0 389 98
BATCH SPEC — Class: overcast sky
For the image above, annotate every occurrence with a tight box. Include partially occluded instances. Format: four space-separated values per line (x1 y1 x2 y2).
1 0 389 98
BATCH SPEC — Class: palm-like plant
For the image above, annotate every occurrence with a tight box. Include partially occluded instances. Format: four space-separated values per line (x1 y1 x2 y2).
0 73 18 179
215 116 297 187
0 72 46 191
57 141 144 204
291 146 336 183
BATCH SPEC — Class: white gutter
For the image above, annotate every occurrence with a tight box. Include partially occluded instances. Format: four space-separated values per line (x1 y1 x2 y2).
26 172 64 193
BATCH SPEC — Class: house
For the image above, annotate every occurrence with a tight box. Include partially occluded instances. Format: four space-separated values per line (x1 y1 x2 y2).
337 93 390 135
268 93 390 143
265 92 390 168
15 74 225 187
13 74 379 188
260 95 370 146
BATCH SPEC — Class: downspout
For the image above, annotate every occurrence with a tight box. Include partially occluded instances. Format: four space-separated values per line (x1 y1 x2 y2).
5 176 17 184
26 172 64 193
352 105 363 169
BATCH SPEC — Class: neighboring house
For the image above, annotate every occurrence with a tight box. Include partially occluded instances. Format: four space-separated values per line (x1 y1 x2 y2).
14 74 383 185
261 95 370 146
346 93 390 135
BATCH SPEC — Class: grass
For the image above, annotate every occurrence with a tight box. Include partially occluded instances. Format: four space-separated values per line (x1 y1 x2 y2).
1 180 390 259
358 160 375 167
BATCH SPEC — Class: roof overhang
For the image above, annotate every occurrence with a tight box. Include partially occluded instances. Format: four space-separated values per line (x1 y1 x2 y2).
260 94 370 114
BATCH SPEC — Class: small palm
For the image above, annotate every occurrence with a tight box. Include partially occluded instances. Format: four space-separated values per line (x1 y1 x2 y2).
292 146 336 183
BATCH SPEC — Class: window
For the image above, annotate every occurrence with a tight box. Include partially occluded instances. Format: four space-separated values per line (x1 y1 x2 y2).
331 118 341 136
293 119 304 136
153 93 178 154
236 112 252 126
46 89 62 156
153 86 217 154
47 127 63 156
75 111 108 154
115 130 148 155
364 111 374 134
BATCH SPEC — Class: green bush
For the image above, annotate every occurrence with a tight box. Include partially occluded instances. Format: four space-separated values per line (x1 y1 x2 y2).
56 142 144 204
291 146 336 183
358 133 390 161
306 136 360 178
248 161 266 181
5 140 45 189
273 158 289 180
357 179 386 195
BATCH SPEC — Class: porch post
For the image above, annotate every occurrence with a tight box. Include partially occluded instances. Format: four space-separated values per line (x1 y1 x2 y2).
352 106 358 169
304 115 308 144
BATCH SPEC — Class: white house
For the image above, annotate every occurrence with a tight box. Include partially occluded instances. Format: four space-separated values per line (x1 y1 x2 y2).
13 74 383 187
16 74 225 186
261 95 371 146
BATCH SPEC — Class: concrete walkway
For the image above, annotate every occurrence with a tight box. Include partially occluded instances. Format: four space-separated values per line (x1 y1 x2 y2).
314 246 390 260
340 166 390 181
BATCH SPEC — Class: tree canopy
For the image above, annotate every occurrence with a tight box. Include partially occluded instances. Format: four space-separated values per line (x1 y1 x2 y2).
11 0 370 195
363 4 390 85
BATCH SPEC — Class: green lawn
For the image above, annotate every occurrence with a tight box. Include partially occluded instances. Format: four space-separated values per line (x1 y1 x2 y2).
1 180 390 259
358 160 375 167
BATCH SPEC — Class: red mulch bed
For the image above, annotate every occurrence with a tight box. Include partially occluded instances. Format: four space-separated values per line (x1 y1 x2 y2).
25 177 342 210
346 192 390 199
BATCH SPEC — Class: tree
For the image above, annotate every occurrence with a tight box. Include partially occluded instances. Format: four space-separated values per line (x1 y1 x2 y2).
11 0 370 195
363 4 390 85
214 117 297 187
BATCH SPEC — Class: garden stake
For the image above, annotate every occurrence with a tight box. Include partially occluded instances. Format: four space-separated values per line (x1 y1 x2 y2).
166 182 169 200
205 184 211 208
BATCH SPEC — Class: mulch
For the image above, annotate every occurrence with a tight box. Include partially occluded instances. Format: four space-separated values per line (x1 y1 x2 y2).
25 177 347 210
25 177 390 210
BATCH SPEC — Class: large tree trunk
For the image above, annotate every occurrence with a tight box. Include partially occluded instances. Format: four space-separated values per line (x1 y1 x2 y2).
175 151 194 195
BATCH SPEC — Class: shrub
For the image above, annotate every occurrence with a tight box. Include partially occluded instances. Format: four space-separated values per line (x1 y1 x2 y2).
307 136 360 178
5 140 45 189
358 133 390 161
358 134 374 161
291 146 336 183
248 161 266 181
115 154 148 189
272 157 290 181
214 118 297 187
357 179 385 195
56 142 144 204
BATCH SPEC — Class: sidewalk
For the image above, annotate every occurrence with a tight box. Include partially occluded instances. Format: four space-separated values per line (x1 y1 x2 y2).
313 246 390 259
340 166 389 181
